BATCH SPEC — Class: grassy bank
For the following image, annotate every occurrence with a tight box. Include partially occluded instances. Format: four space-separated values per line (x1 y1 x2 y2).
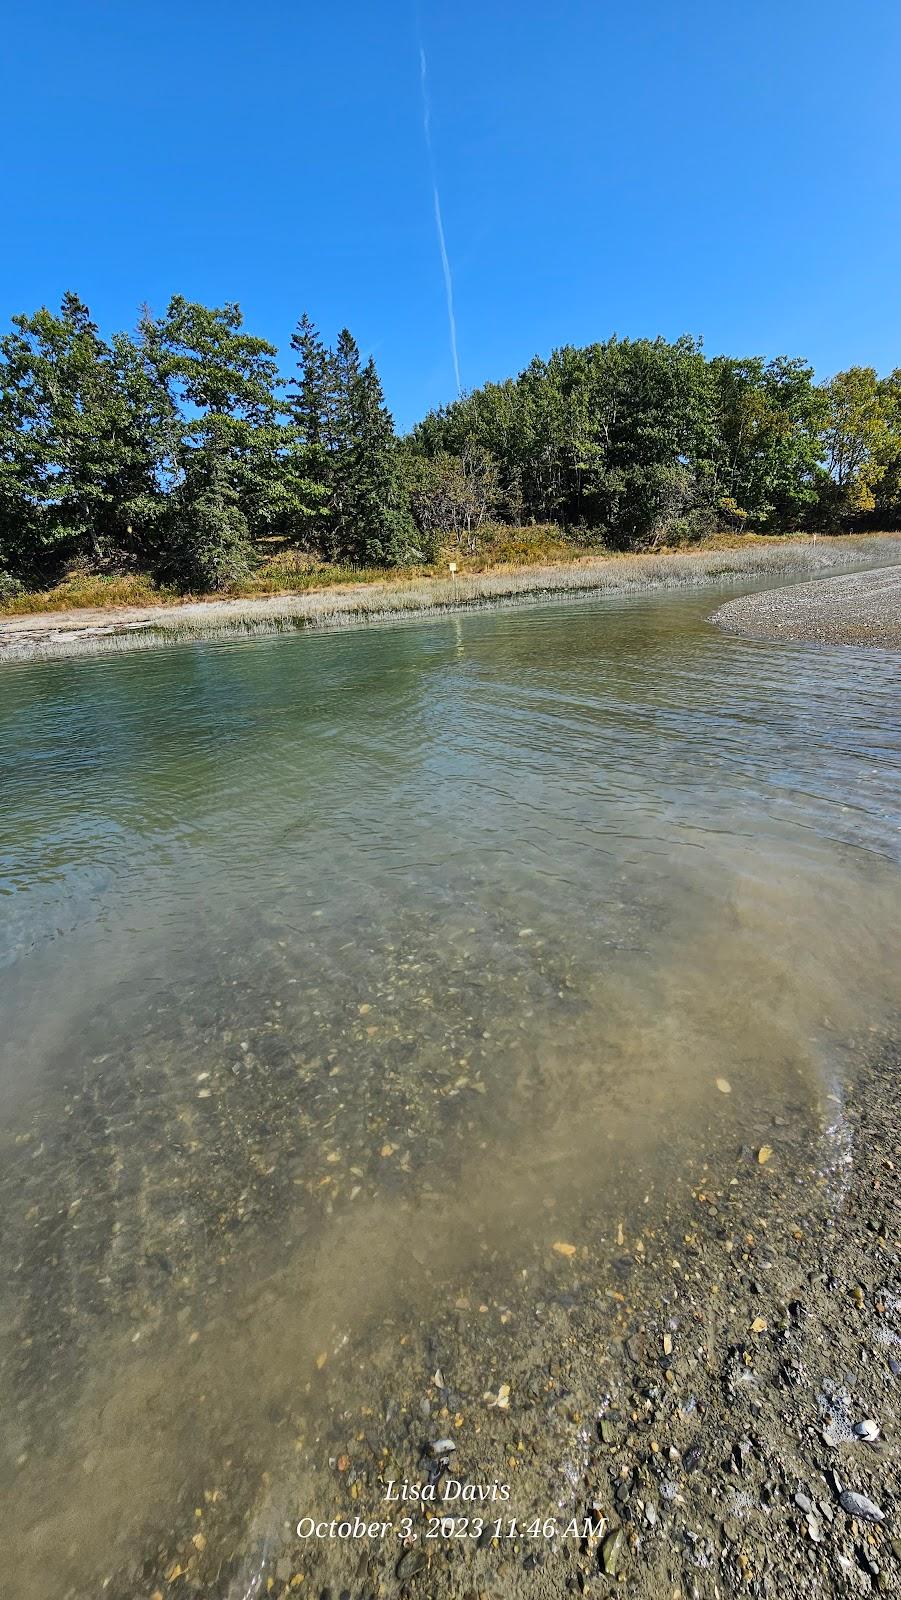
1 526 871 620
2 533 900 662
0 525 591 616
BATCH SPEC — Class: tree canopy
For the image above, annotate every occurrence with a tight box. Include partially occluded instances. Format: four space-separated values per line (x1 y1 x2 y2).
1 294 899 593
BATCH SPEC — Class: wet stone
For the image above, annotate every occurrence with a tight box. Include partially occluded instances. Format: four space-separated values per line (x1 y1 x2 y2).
838 1490 885 1523
396 1547 428 1582
600 1527 625 1576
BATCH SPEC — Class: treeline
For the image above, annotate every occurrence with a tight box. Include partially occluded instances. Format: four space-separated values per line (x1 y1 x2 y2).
411 337 901 548
1 296 900 596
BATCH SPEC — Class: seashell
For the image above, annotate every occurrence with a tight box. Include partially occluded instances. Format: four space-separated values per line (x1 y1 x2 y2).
853 1418 879 1442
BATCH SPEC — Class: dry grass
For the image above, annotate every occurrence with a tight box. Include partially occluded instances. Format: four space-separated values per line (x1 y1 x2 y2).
3 533 900 663
0 525 591 616
0 572 180 615
2 526 887 621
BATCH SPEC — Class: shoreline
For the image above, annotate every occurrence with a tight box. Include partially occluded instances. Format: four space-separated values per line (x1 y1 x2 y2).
713 566 901 649
3 535 901 662
67 1024 901 1600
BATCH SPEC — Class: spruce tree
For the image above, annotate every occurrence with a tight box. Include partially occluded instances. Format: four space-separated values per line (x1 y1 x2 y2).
330 333 417 565
172 420 252 590
286 312 333 548
288 313 330 450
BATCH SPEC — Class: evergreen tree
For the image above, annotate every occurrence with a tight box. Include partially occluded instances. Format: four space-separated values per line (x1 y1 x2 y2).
0 293 171 579
330 333 417 565
147 297 281 584
288 313 331 450
171 419 252 590
285 312 333 546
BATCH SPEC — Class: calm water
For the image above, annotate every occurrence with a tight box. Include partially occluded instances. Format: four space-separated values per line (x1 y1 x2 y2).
1 583 900 1595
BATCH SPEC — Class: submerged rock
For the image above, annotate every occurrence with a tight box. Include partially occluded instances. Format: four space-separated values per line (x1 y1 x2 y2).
838 1490 885 1523
396 1546 427 1582
600 1527 625 1575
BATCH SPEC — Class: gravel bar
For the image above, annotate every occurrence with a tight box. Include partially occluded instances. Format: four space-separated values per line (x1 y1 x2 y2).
713 566 901 648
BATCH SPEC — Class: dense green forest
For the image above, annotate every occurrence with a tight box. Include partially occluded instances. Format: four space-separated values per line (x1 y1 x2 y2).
1 292 900 597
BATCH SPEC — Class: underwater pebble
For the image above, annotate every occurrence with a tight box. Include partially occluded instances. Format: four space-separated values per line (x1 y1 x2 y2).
838 1489 885 1522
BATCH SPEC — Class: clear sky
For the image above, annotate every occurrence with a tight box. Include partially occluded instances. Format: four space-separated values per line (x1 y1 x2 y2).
2 1 899 431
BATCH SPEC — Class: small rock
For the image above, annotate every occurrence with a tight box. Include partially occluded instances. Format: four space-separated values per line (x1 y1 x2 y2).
838 1490 885 1523
396 1546 427 1582
853 1419 880 1443
600 1527 625 1576
429 1438 456 1456
483 1383 510 1409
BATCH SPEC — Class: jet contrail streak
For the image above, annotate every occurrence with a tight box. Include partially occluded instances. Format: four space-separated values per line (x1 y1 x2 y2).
419 46 462 396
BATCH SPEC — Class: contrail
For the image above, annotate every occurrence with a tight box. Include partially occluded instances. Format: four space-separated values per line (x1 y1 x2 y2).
419 45 462 396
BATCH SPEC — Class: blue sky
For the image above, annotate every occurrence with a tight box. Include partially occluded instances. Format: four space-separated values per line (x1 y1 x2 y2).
2 1 899 431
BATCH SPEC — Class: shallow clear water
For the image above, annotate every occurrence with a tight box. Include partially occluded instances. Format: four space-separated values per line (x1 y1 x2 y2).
1 583 899 1594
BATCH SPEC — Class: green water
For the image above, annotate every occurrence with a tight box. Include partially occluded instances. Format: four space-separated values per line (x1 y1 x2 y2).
1 585 899 1595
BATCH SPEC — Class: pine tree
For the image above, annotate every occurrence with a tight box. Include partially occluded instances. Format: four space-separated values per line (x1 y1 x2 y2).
330 334 417 565
285 312 334 547
0 293 171 579
172 420 252 590
147 297 281 584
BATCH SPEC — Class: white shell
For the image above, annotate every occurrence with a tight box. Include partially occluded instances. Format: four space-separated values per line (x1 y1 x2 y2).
853 1418 880 1442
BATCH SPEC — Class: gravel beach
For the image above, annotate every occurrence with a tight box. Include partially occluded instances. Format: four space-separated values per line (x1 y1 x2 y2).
84 1026 901 1600
713 566 901 649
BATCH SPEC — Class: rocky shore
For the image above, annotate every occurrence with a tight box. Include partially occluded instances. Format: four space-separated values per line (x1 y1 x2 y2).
713 566 901 649
108 1028 900 1600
